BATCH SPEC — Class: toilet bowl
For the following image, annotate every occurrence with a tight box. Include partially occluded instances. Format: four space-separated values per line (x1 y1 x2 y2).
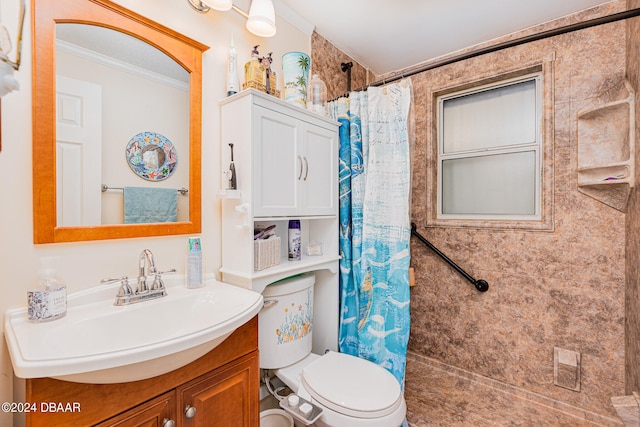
275 352 406 427
259 273 407 427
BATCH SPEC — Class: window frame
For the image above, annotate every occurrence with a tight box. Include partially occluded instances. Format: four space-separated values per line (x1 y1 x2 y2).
436 72 543 222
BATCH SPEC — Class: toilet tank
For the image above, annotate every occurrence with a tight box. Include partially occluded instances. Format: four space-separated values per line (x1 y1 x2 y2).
259 273 315 369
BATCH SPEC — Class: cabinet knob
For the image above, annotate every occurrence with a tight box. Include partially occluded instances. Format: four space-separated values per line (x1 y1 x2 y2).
162 418 176 427
184 405 197 418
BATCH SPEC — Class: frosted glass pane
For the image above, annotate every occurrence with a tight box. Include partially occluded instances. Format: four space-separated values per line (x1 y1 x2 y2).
443 79 536 153
442 151 536 215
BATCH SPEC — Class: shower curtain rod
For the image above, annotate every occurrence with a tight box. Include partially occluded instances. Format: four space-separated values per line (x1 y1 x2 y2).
337 7 640 98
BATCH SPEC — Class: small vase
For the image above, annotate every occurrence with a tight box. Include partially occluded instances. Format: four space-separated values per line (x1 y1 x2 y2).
282 51 310 108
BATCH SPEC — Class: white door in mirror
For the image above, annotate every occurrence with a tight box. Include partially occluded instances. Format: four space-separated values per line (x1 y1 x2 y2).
56 75 102 226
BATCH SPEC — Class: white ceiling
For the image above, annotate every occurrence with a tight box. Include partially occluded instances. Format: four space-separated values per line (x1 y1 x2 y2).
277 0 613 76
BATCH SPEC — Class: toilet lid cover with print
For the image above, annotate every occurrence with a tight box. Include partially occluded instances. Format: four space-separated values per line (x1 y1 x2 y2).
300 351 403 419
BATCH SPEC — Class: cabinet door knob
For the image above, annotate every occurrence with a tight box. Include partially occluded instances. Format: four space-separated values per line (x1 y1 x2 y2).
162 418 176 427
184 405 197 418
297 155 303 180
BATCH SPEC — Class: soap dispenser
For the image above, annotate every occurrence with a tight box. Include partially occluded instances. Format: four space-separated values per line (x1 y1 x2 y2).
244 45 264 89
28 257 67 322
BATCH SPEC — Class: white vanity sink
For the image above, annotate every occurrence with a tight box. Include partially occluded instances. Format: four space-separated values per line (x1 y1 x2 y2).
4 276 263 384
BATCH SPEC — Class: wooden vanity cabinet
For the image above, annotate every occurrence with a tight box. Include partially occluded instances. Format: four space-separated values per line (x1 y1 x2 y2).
178 354 257 427
25 316 259 427
94 391 176 427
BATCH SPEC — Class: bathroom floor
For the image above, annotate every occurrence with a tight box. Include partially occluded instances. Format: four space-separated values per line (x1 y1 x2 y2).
260 353 624 427
404 352 623 427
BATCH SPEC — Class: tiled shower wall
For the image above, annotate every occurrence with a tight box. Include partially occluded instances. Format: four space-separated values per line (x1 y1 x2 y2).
310 32 373 99
312 1 634 420
626 0 640 396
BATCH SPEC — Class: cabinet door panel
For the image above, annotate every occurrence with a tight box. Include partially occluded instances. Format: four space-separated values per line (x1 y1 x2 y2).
95 391 176 427
254 106 299 217
302 123 338 215
179 353 259 427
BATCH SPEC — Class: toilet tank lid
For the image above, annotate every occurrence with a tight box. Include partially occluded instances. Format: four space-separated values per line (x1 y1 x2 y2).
301 351 403 419
262 273 315 297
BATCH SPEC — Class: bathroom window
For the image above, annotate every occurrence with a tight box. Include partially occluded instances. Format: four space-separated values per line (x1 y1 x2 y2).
437 73 542 221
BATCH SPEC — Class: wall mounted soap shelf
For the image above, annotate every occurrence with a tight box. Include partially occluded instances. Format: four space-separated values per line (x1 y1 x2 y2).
577 79 635 212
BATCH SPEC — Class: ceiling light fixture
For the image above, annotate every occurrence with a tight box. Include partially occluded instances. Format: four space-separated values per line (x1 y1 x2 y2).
202 0 233 11
245 0 276 38
187 0 276 38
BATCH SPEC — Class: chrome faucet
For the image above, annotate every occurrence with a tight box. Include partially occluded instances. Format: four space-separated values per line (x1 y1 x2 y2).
137 248 157 294
101 249 175 306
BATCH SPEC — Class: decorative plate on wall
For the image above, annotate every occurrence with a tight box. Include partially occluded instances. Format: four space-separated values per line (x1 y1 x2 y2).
125 131 177 181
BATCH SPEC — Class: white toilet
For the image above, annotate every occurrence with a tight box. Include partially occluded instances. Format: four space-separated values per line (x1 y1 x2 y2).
259 273 406 427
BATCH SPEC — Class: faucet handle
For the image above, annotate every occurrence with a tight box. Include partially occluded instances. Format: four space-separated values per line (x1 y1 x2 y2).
101 275 133 298
151 275 165 291
100 276 127 285
116 276 133 297
150 268 176 291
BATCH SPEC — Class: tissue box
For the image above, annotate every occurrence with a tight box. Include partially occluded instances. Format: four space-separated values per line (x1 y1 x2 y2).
254 237 281 271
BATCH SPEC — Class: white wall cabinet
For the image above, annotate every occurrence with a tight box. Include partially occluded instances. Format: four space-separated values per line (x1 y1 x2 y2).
248 104 337 217
219 89 340 353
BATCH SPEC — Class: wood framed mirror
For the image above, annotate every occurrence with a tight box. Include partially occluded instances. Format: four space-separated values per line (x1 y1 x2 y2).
32 0 208 243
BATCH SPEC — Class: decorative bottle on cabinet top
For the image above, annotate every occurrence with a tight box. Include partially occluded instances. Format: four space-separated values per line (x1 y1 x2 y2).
244 45 264 88
307 74 327 116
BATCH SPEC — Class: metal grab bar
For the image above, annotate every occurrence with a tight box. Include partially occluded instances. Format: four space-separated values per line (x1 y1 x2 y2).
410 222 489 292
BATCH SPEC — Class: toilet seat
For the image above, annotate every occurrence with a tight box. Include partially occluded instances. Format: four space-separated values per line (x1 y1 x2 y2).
300 351 403 419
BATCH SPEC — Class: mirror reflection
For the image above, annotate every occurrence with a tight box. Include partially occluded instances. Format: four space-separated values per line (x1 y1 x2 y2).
55 24 190 226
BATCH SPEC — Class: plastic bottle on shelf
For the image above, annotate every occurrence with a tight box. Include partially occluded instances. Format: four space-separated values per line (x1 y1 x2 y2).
288 220 301 261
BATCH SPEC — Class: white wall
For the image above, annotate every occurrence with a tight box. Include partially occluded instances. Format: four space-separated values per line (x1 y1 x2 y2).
0 0 310 424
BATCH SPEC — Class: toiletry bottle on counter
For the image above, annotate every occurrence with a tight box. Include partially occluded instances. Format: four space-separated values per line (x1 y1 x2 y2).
186 237 204 288
28 257 67 322
288 220 301 261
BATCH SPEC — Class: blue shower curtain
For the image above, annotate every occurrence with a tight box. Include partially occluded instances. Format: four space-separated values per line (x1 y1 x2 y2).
331 80 412 387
